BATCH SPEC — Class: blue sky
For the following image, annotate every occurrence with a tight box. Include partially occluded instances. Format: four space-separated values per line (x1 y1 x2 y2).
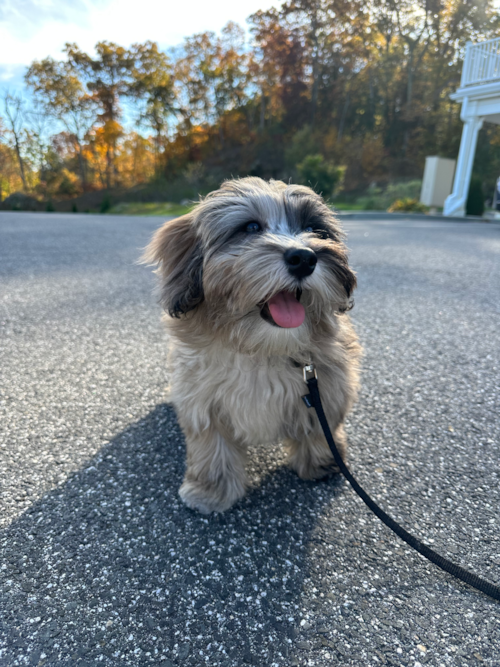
0 0 281 92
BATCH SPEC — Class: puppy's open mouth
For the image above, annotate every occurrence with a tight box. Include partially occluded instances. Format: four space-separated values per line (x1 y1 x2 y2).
260 289 305 328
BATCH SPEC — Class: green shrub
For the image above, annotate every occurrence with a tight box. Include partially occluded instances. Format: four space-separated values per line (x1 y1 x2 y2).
466 178 485 216
357 180 423 211
100 196 111 213
285 126 321 171
57 169 80 197
388 198 428 213
46 200 55 212
360 197 377 210
296 154 344 198
72 203 78 213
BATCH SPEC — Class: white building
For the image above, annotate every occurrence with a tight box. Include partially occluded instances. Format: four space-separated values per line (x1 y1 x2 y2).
444 38 500 217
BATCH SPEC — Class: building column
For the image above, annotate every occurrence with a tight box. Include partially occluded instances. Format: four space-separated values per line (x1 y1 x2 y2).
444 102 484 216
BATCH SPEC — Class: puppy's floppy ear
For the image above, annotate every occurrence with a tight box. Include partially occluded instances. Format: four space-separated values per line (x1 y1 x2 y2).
322 240 357 312
142 213 204 317
336 252 356 298
337 262 357 312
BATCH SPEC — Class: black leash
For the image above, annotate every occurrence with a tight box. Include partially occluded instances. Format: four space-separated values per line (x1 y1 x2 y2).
302 363 500 602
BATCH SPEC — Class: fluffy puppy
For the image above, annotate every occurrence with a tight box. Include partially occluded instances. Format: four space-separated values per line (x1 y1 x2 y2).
144 177 361 513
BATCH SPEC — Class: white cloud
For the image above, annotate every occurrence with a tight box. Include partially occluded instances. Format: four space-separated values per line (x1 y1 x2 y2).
0 0 282 75
0 0 92 28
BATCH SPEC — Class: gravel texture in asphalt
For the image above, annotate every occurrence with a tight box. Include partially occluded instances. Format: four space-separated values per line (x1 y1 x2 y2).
0 211 499 667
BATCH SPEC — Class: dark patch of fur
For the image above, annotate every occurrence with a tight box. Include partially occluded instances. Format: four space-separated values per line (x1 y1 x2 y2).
284 192 342 242
142 213 205 317
167 243 205 317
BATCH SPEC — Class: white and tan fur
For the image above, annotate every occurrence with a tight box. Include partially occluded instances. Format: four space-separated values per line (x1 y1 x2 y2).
144 177 361 513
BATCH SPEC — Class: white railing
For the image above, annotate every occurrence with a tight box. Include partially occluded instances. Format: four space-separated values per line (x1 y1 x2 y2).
461 38 500 87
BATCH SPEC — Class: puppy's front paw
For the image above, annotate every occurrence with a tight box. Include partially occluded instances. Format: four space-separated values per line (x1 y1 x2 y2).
291 459 340 481
310 461 341 479
285 434 346 481
179 476 245 514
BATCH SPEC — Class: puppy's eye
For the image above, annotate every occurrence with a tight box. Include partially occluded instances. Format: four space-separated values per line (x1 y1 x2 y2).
303 224 329 239
245 221 262 233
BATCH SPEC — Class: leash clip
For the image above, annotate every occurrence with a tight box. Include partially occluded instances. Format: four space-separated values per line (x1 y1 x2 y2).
302 363 317 383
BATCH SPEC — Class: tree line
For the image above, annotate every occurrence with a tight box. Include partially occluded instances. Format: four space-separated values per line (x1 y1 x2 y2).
1 0 499 205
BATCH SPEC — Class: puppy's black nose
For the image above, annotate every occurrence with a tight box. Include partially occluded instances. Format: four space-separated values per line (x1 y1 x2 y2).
284 247 317 279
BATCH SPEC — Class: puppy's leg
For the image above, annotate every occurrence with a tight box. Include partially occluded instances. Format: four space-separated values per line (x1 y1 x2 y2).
179 426 247 514
285 424 347 480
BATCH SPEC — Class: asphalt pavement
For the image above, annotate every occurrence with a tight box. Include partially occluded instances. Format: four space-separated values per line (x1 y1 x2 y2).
0 211 499 667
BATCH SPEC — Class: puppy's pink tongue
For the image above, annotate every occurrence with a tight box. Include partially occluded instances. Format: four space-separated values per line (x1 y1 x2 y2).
268 291 305 328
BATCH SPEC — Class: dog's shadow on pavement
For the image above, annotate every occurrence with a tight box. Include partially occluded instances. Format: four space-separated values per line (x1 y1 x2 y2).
0 403 345 667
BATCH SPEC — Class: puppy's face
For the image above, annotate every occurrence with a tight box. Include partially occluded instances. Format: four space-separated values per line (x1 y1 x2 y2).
144 178 356 355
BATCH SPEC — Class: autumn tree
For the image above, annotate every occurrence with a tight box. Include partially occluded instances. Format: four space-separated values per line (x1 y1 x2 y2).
64 41 135 187
175 23 250 145
25 56 97 190
285 0 369 125
0 118 23 200
249 9 309 132
24 101 53 196
128 41 176 172
2 92 28 190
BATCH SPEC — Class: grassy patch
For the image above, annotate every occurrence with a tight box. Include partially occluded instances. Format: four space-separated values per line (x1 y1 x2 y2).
331 202 366 211
108 202 195 217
